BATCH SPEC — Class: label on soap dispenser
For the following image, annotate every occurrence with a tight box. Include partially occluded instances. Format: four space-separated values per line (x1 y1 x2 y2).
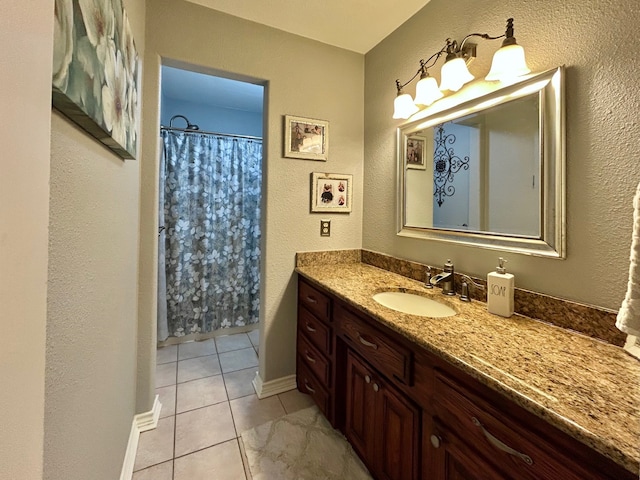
487 271 514 317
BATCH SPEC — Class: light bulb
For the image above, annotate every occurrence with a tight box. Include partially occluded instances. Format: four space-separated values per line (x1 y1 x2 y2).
393 92 419 119
414 75 443 106
439 57 474 92
486 44 530 81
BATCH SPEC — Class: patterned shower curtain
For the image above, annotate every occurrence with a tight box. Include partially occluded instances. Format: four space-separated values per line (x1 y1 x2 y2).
158 130 262 339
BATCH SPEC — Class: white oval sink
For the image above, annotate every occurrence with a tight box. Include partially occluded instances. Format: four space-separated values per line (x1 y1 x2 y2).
372 291 456 318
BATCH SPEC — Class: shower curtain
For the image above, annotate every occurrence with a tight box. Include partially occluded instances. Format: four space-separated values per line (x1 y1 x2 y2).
158 130 262 340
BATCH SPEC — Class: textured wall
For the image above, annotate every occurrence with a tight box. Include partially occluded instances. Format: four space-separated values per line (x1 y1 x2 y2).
139 0 363 401
44 0 145 478
0 1 53 478
364 0 640 310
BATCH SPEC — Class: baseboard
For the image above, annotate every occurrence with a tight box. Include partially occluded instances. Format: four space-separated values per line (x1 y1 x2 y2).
120 395 162 480
252 372 297 399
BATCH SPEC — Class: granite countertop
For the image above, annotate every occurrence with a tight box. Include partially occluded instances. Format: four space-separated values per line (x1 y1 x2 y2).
296 262 640 474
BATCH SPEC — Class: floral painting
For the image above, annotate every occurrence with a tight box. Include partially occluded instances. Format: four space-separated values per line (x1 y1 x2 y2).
52 0 139 159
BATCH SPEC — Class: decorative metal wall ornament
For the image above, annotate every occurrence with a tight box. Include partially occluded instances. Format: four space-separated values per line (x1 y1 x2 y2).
433 124 470 207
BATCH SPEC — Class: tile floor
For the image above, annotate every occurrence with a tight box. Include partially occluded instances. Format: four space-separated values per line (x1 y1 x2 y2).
134 330 315 479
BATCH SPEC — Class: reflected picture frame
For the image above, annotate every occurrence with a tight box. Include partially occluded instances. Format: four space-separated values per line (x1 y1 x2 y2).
284 115 329 161
406 134 427 170
311 172 352 213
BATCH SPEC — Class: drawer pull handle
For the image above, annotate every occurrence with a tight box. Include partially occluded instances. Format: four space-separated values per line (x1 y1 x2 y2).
304 381 316 394
358 335 378 350
364 375 371 384
305 296 318 304
305 323 317 333
373 383 379 392
305 353 316 364
472 417 533 466
430 434 441 449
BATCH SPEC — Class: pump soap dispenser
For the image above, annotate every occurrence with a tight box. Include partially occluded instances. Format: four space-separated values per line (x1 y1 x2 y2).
487 257 514 317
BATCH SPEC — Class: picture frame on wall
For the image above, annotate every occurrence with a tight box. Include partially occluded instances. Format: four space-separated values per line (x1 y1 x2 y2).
406 134 427 170
52 0 140 160
284 115 329 161
311 172 352 213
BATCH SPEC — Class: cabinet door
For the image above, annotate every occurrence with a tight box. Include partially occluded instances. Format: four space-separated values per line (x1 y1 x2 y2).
345 350 377 466
346 350 420 480
375 377 420 480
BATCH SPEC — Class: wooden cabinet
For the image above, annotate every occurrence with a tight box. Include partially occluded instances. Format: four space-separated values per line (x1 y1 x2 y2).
296 277 636 480
296 278 335 423
345 350 420 480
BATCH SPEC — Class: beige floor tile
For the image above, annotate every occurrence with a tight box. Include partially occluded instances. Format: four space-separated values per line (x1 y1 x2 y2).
156 384 176 419
278 388 315 414
175 402 237 457
247 329 259 347
134 416 175 471
216 333 252 353
156 362 177 388
238 435 253 480
174 439 246 480
178 339 217 361
219 347 258 374
230 393 286 434
177 354 221 383
223 367 257 400
132 460 173 480
177 374 227 413
156 345 177 365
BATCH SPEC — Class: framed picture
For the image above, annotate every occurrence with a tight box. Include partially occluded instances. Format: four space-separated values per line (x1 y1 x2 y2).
284 115 329 161
52 0 140 160
406 135 427 170
311 173 352 213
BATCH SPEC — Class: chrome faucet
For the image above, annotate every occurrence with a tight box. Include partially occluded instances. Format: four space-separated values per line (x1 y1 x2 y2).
430 259 455 296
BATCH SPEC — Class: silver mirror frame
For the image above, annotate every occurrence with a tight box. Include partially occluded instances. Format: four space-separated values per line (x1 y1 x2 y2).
396 66 566 259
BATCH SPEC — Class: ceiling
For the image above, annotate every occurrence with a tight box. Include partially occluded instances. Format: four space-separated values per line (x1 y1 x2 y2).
185 0 430 54
163 1 430 113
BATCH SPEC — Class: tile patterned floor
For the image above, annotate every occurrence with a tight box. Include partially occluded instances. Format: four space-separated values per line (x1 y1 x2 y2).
134 331 314 479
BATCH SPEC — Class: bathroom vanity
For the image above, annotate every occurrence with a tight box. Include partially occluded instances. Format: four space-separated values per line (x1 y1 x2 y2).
295 261 639 480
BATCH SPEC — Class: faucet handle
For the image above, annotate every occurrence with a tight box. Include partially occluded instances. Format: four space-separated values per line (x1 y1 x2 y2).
458 274 485 302
425 266 434 289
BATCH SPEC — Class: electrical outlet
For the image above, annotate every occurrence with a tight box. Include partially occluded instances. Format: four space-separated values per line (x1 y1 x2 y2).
320 220 331 237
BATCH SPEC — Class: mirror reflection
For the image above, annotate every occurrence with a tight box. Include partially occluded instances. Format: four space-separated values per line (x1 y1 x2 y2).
398 67 565 258
405 95 540 237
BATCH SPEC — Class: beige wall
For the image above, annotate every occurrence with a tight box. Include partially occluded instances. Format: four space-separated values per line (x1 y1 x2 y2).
44 1 146 479
138 0 363 402
0 1 53 477
364 0 640 310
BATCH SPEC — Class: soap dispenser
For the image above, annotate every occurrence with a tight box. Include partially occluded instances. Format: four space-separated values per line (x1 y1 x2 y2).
487 257 514 317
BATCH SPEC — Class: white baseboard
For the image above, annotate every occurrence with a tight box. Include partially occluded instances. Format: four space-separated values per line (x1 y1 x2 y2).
120 395 162 480
252 372 297 399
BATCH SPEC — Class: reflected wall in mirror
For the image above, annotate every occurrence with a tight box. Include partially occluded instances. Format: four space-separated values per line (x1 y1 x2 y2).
398 67 565 258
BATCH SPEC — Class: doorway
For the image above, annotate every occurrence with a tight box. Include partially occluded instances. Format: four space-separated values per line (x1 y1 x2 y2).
157 65 265 345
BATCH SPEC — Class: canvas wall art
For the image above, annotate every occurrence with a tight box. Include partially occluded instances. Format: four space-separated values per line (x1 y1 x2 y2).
52 0 140 159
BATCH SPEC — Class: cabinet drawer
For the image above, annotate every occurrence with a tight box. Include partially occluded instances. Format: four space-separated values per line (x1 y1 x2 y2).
297 333 331 385
297 359 330 419
433 371 596 480
336 304 412 385
298 306 331 355
299 280 331 323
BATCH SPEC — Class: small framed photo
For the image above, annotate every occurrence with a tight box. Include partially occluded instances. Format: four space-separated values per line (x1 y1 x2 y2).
406 135 427 170
284 115 329 161
311 173 352 213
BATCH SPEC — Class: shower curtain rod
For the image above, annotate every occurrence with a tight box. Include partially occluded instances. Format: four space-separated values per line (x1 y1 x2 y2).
160 125 262 141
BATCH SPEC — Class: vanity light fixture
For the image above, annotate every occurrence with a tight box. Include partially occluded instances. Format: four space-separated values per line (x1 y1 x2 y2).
392 18 530 119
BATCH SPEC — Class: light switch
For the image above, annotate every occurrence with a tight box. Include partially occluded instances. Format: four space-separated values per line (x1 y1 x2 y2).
320 220 331 237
